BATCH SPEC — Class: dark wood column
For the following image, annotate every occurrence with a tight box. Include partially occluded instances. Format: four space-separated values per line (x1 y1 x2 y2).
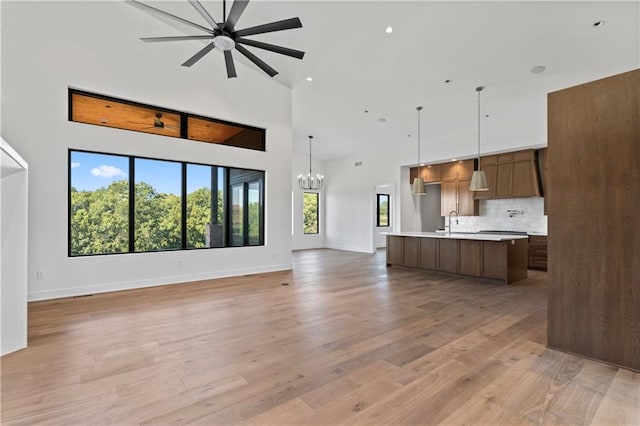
547 69 640 372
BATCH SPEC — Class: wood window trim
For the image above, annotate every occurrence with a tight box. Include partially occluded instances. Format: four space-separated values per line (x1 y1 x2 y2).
68 88 266 151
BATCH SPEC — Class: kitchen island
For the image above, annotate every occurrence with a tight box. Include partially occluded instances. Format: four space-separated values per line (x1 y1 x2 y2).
386 232 529 284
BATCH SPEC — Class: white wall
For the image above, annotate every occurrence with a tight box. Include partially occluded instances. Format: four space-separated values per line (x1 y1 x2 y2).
1 1 293 301
325 149 409 254
1 140 28 355
291 150 325 250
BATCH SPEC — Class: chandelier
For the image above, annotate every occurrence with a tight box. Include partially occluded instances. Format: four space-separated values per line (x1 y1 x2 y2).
298 135 323 190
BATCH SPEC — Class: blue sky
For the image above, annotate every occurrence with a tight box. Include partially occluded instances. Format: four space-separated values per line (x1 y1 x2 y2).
71 151 221 195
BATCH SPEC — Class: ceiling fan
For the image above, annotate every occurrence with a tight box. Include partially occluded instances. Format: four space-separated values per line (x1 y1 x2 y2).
126 0 305 78
127 113 178 131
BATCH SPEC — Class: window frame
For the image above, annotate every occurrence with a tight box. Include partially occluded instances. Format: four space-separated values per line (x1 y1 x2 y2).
68 88 266 151
68 148 265 257
376 193 390 228
303 192 320 235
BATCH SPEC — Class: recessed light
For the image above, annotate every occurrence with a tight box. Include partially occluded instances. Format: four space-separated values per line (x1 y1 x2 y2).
378 118 387 123
451 158 457 162
530 65 546 74
306 77 313 82
593 20 605 28
420 163 425 166
407 134 411 137
385 26 393 34
444 79 452 84
485 114 490 118
364 110 369 114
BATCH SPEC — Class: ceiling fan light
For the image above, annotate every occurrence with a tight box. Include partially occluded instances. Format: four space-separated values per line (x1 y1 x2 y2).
469 170 489 191
412 177 427 195
213 35 235 51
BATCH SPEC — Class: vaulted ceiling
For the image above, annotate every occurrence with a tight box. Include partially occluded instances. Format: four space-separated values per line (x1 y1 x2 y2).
80 1 640 161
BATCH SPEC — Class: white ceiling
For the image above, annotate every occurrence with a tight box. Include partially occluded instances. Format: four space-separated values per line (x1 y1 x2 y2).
121 1 639 160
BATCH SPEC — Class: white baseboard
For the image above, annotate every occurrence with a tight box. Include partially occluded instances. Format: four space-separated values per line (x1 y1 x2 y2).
28 263 293 301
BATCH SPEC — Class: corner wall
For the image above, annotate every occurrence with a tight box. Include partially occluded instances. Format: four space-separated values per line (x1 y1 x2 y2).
1 1 293 301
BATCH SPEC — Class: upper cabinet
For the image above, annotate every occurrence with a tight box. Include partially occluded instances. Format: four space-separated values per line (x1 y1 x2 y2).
440 160 478 216
410 164 442 184
409 149 542 205
474 149 541 200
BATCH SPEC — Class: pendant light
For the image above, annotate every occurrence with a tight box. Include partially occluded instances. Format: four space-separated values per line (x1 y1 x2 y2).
411 106 427 195
298 135 323 190
470 86 489 191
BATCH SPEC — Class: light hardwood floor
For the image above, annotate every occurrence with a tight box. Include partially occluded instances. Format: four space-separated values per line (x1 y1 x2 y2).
1 249 639 425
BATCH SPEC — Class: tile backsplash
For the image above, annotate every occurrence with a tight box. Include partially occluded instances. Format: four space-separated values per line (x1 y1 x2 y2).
445 197 547 235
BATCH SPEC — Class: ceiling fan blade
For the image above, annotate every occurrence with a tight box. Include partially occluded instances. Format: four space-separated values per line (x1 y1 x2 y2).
188 0 219 30
125 0 214 34
141 35 213 43
224 50 237 78
224 0 250 31
235 44 278 77
235 38 304 59
181 43 215 67
234 17 302 38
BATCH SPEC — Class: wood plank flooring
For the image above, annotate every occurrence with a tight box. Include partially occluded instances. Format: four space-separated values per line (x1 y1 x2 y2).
1 249 639 425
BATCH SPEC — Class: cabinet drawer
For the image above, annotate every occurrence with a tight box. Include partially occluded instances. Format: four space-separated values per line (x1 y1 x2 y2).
528 235 548 245
529 246 547 257
528 256 548 270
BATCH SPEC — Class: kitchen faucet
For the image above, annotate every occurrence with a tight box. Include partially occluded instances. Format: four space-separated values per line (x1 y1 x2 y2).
448 210 459 235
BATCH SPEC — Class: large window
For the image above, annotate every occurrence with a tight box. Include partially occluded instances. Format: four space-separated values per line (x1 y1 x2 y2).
70 151 130 255
134 158 182 252
303 192 319 234
186 164 225 249
229 169 264 246
69 89 265 151
377 194 390 227
68 149 264 257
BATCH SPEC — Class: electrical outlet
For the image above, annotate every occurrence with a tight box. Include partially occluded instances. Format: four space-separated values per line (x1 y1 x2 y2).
36 270 45 279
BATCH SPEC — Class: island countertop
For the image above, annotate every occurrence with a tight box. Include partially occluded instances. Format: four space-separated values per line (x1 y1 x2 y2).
384 232 530 242
385 233 529 284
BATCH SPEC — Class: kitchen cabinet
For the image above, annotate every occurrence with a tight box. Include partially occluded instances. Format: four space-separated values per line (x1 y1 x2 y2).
459 240 481 276
438 239 459 273
419 238 438 270
482 241 506 279
457 178 477 216
403 237 420 268
440 160 479 216
409 164 442 184
387 236 404 265
441 180 457 216
386 233 529 284
474 149 541 199
528 235 547 270
386 236 420 267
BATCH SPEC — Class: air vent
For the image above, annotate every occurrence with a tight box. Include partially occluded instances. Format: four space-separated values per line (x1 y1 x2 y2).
355 161 363 167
